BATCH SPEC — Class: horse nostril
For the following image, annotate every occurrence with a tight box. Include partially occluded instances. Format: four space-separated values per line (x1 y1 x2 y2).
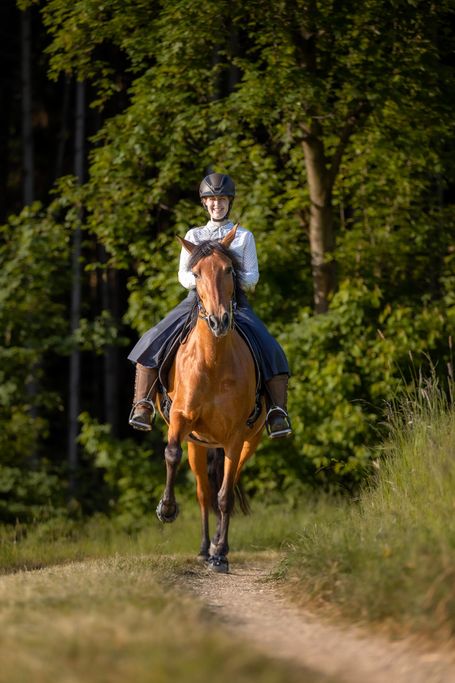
221 312 230 329
208 315 218 330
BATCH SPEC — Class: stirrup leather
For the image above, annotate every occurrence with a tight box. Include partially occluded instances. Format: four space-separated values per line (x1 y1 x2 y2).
265 406 292 439
128 398 156 432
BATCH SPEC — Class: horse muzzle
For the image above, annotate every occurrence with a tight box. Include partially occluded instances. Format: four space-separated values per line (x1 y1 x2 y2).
207 312 231 337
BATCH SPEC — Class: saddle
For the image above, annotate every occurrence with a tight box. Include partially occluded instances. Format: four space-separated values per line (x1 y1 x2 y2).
157 307 263 431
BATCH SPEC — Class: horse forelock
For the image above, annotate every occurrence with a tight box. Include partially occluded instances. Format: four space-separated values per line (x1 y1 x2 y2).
188 240 241 275
188 240 244 300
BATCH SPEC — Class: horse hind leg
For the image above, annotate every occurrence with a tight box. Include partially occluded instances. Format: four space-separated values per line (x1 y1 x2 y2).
206 447 223 556
208 449 242 574
188 443 212 560
208 492 234 574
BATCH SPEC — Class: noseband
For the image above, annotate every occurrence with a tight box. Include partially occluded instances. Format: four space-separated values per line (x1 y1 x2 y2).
197 297 236 331
196 270 237 333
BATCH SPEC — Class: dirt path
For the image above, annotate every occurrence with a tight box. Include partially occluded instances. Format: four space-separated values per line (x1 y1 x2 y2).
184 557 455 683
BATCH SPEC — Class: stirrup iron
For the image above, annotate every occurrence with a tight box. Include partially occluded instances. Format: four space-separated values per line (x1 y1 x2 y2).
128 398 156 432
265 406 292 439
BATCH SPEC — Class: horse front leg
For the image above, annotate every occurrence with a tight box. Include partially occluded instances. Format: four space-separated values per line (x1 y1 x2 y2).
156 425 184 523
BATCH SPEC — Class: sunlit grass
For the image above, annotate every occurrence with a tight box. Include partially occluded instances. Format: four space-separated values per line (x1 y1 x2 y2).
0 498 312 575
0 488 334 683
282 375 455 638
0 555 333 683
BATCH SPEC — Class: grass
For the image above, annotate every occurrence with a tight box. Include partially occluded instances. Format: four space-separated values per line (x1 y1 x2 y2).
281 376 455 639
0 502 340 682
0 556 334 683
0 501 311 575
0 554 336 683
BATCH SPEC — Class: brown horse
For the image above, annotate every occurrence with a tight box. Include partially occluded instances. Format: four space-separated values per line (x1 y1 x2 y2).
155 225 265 572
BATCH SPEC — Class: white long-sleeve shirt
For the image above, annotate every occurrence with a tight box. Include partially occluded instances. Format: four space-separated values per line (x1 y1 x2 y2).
178 219 259 292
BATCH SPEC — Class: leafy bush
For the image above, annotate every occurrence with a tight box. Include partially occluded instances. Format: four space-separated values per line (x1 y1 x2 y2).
245 278 453 494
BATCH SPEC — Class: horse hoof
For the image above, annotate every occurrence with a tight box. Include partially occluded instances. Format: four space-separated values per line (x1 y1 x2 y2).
197 553 209 563
208 555 229 573
156 499 180 523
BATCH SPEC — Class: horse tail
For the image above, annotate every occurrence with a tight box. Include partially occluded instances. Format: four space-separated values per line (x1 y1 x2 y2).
207 448 225 513
207 448 250 516
234 481 251 516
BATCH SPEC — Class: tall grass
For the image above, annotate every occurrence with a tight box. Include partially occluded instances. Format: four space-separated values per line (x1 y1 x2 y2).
283 372 455 638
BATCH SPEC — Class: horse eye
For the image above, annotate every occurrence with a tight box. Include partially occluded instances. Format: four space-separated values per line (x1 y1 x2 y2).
225 266 233 275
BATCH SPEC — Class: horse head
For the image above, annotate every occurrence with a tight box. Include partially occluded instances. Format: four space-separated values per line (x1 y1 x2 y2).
177 225 239 338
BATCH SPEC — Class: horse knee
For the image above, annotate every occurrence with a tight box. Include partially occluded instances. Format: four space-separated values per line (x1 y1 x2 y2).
165 443 182 466
217 489 234 515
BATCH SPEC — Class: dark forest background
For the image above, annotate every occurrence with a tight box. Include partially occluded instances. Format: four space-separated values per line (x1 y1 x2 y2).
1 0 454 525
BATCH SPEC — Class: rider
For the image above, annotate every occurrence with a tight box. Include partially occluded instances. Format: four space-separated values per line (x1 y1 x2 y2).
128 172 292 439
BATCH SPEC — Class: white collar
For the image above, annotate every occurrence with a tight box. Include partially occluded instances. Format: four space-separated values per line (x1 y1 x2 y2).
206 219 233 231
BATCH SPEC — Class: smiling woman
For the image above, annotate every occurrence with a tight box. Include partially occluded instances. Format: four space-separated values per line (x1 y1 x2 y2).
203 195 230 222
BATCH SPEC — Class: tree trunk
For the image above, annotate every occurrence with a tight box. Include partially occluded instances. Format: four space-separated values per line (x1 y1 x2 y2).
54 75 71 181
101 256 119 436
0 2 17 222
21 6 40 466
21 8 34 205
68 80 85 493
302 130 336 314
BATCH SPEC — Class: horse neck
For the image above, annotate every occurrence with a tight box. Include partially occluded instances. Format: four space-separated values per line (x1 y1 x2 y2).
193 318 233 369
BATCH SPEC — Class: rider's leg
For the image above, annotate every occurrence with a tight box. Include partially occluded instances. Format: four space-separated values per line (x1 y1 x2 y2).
234 297 292 440
129 364 158 432
265 373 292 439
127 291 197 432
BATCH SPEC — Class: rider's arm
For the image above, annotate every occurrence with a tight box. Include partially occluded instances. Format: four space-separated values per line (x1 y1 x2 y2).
177 225 260 292
237 230 259 292
178 230 197 289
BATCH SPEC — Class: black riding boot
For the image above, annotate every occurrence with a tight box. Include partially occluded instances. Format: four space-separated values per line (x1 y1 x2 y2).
128 364 158 432
265 374 292 439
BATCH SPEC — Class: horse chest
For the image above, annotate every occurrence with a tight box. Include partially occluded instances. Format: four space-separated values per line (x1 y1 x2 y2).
197 372 240 398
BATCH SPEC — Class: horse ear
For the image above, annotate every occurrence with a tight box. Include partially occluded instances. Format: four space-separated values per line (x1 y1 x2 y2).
176 235 196 253
220 223 239 249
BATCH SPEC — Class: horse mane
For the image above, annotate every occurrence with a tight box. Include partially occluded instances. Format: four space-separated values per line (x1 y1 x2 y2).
188 240 244 296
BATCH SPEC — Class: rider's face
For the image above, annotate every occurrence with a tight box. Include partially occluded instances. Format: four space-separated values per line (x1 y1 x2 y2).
204 195 230 221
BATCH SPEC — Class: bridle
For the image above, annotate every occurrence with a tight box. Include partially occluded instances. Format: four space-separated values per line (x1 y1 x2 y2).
195 268 237 332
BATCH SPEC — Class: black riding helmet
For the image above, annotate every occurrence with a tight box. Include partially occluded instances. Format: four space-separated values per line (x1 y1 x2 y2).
199 173 235 221
199 173 236 199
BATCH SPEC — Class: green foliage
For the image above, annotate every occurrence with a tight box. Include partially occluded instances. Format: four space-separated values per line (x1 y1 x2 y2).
0 465 60 523
2 0 454 522
124 231 186 333
285 279 451 482
241 274 453 494
0 201 71 355
78 412 171 526
0 200 74 520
